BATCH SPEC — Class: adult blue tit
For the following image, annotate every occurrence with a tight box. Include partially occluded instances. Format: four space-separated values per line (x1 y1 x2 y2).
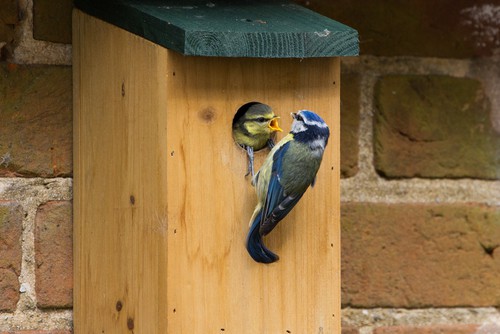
232 102 282 177
246 110 330 263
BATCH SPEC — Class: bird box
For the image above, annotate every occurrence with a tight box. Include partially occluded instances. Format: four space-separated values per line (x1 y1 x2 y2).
72 1 358 333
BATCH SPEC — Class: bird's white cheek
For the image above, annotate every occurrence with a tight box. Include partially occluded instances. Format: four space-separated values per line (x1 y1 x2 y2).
291 122 306 133
310 138 326 151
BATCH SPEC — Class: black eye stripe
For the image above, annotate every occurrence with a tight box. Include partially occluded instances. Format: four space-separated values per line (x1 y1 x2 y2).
247 117 268 122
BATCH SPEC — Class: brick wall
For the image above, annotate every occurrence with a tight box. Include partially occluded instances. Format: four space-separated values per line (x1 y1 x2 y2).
318 1 500 333
1 0 499 333
0 0 72 331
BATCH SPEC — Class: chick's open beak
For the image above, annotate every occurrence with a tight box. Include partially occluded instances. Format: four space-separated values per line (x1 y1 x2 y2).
269 117 282 132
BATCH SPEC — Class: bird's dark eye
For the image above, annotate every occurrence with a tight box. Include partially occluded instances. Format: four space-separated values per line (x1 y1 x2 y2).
256 117 267 122
296 115 303 122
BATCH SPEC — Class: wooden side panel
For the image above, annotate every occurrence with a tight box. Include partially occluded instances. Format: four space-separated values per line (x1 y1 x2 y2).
74 10 340 334
165 55 340 333
73 11 169 333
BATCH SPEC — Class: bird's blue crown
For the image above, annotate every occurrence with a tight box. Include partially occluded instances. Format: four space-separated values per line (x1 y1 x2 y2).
300 110 326 124
291 110 330 144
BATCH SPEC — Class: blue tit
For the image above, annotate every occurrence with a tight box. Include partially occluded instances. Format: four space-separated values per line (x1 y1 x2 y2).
246 110 330 263
232 102 282 177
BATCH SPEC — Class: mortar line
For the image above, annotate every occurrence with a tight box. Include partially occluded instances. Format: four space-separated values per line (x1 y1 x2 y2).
342 306 500 334
0 309 73 331
0 178 73 330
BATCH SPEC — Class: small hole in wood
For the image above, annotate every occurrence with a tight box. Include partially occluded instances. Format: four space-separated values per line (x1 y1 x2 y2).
172 71 176 76
130 195 135 205
116 300 123 311
170 151 175 157
127 317 134 330
199 107 216 123
286 330 291 333
121 82 125 97
174 229 177 234
220 329 225 332
173 308 176 313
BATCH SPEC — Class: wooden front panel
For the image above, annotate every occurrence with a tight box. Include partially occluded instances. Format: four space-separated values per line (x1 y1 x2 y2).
165 54 341 333
74 10 340 333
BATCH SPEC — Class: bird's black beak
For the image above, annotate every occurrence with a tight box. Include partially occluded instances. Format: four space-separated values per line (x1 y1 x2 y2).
291 112 297 120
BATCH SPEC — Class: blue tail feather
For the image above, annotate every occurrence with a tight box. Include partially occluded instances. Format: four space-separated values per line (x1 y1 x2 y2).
246 210 279 264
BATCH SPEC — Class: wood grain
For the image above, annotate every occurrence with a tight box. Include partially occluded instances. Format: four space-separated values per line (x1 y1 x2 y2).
73 10 169 333
74 10 340 333
165 54 341 333
74 0 359 58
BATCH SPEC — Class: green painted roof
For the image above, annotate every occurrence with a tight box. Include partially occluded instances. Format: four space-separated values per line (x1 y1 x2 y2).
74 0 359 58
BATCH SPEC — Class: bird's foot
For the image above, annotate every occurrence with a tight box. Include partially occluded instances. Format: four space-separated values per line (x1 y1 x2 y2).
245 146 255 178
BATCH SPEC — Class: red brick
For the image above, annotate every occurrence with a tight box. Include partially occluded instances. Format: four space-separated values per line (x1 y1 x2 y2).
373 324 479 334
0 0 18 44
0 202 23 312
374 75 498 180
33 0 72 43
342 325 360 334
300 0 499 58
35 201 73 308
341 203 500 307
340 72 360 178
0 63 72 177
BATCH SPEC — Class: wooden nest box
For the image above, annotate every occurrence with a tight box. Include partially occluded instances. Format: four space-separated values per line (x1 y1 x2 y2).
73 1 358 333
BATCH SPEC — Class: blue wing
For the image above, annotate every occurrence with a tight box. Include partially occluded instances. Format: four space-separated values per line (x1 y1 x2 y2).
259 142 304 236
